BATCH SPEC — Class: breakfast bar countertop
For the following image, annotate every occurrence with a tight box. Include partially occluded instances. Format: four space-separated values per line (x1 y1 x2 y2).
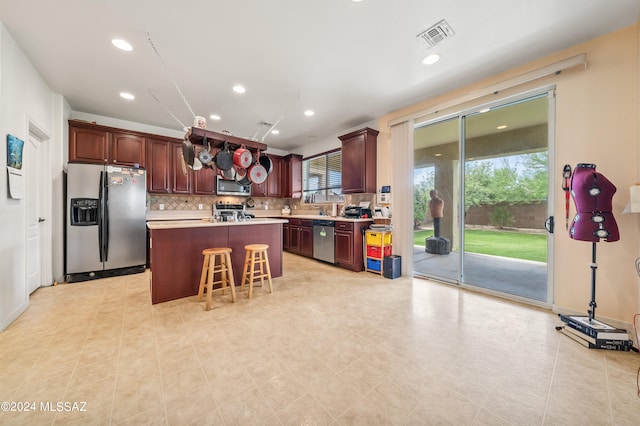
146 218 288 230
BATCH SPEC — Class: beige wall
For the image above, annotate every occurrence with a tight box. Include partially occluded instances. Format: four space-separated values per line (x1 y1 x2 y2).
377 23 640 325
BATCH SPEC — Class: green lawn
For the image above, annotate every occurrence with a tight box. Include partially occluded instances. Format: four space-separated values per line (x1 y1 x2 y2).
414 229 547 262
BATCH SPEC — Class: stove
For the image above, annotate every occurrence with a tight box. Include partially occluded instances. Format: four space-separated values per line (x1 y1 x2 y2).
212 203 254 222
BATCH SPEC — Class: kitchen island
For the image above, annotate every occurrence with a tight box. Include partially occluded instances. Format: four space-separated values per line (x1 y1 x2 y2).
147 218 287 304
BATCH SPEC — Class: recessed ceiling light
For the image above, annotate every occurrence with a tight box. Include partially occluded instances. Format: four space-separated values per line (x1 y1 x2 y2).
421 53 441 65
210 114 221 121
120 92 135 100
497 125 508 130
434 153 442 157
233 85 246 94
112 39 133 52
304 110 315 117
271 129 280 135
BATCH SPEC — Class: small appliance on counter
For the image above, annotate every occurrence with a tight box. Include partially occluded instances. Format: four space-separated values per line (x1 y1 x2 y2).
213 203 254 222
344 206 372 218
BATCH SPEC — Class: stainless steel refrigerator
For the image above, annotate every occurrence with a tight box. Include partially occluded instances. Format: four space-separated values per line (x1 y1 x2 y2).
65 163 147 282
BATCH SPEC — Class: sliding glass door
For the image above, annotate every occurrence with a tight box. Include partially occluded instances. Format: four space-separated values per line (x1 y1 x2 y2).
413 117 460 283
413 92 552 304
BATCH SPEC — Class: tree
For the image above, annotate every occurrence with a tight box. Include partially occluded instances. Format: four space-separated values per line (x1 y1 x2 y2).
464 152 548 208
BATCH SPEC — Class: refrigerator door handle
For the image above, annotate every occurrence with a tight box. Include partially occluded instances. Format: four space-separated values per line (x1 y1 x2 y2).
102 172 109 262
99 170 110 263
98 171 105 262
103 174 109 262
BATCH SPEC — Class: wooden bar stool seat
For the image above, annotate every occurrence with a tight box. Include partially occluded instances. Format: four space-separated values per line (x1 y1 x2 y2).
197 247 236 311
240 244 273 299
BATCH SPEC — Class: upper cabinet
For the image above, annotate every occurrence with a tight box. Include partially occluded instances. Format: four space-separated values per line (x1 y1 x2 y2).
69 124 109 164
146 138 200 195
282 154 303 198
109 132 145 167
252 154 284 198
146 138 172 193
339 127 379 194
68 120 146 168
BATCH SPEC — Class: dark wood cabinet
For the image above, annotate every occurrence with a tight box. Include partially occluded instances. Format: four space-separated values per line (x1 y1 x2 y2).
334 221 370 271
288 218 301 252
110 132 146 167
335 227 354 267
147 138 194 194
339 127 379 194
299 219 314 258
282 154 303 198
252 154 283 197
267 155 283 197
283 223 291 250
171 143 191 194
284 218 313 257
69 120 145 167
146 138 171 193
192 146 217 195
69 125 109 164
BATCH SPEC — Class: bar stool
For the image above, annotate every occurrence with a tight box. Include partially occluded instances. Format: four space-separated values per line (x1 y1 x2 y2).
240 244 273 299
197 247 236 311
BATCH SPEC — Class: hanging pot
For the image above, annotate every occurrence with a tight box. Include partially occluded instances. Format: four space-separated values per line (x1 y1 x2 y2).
198 136 214 167
234 165 248 183
182 139 195 169
258 152 273 175
248 163 268 184
218 167 235 180
233 145 253 168
214 141 234 171
236 168 251 186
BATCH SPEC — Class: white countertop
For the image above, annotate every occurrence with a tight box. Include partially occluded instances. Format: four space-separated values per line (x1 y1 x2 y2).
146 210 374 223
147 217 288 230
281 214 373 223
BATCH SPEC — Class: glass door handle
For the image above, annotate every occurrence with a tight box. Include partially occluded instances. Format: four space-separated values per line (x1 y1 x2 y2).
544 216 554 234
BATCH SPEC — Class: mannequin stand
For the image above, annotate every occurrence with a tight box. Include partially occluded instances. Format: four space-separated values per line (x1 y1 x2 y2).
588 242 597 323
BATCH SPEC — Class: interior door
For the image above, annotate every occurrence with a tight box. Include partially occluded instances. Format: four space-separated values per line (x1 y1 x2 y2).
25 135 43 293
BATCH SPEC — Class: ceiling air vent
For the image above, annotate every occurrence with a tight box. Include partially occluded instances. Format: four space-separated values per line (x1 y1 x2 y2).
417 19 455 47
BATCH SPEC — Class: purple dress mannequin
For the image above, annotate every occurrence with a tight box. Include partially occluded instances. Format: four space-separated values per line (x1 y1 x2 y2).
569 163 619 242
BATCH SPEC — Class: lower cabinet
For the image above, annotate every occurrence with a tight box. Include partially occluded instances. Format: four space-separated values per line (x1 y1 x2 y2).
335 221 368 272
299 220 313 258
284 218 371 271
284 218 313 258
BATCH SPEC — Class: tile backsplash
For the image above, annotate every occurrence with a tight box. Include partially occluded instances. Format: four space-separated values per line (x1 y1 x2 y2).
148 193 376 215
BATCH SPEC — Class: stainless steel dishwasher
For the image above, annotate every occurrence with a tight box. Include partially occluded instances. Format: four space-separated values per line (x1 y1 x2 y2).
313 219 335 263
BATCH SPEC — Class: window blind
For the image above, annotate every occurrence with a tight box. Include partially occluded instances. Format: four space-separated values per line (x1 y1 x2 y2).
302 151 342 202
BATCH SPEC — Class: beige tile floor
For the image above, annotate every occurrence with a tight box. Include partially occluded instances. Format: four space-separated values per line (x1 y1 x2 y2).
1 252 639 425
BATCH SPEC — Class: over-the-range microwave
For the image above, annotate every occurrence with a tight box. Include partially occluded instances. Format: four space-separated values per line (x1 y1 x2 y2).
216 177 251 196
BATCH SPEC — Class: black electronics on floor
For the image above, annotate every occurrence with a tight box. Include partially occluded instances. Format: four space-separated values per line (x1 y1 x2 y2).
425 236 451 255
383 255 401 279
